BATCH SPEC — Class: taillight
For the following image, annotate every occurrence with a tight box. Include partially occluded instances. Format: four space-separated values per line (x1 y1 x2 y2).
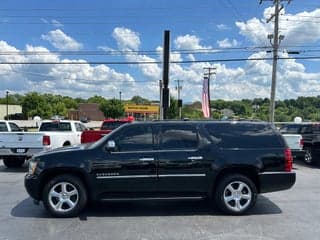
300 138 304 148
43 135 51 146
284 148 293 172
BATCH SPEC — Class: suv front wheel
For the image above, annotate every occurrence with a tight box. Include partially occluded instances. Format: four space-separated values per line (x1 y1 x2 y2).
215 174 257 215
42 175 87 217
304 147 314 165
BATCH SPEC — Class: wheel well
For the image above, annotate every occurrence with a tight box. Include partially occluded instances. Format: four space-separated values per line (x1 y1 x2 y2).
39 168 89 200
212 166 260 195
63 141 71 146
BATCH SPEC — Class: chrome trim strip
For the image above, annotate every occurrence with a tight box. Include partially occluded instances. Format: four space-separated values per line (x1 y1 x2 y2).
101 196 204 201
96 175 157 179
96 173 206 179
159 174 206 177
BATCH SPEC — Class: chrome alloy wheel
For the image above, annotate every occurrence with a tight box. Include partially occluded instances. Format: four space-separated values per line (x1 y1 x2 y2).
304 150 313 164
48 182 79 213
223 181 252 212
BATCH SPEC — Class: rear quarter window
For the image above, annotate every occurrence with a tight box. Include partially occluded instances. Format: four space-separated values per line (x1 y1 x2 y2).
204 123 283 149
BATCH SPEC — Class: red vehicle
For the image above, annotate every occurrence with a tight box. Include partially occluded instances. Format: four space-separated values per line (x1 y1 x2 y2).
81 117 134 144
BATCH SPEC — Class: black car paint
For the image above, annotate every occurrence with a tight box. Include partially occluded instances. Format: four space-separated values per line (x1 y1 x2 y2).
25 121 295 202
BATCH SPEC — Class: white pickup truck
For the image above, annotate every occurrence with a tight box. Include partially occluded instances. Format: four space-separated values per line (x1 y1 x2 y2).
281 133 306 161
0 120 87 168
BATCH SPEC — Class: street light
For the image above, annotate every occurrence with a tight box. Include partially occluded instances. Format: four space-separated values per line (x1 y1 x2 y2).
6 91 9 120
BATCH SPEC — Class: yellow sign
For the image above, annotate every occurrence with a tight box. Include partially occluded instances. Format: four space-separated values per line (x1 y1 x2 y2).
125 104 159 114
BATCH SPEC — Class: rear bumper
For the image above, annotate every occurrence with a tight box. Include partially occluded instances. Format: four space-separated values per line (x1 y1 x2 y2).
291 149 305 160
24 174 41 201
0 147 44 158
259 172 296 193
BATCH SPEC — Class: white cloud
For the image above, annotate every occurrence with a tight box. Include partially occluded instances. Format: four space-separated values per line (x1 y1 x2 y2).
112 27 140 51
41 29 83 51
217 38 239 48
174 34 211 50
51 19 64 28
236 7 320 46
217 24 230 30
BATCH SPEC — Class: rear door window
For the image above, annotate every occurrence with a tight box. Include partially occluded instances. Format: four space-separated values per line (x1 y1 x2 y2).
160 124 198 150
9 123 21 132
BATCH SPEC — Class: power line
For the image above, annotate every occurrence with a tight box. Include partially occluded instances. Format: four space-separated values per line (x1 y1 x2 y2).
0 56 319 65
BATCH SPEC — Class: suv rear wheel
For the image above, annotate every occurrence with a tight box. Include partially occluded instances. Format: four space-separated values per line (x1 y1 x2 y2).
42 175 87 217
304 148 313 165
214 174 257 215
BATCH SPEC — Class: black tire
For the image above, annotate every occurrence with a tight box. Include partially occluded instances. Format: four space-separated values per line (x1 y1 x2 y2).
42 175 87 217
3 157 25 168
303 147 314 165
214 174 257 215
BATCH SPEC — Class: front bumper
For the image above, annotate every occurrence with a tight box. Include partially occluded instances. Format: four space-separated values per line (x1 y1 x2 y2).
259 172 296 193
24 174 41 201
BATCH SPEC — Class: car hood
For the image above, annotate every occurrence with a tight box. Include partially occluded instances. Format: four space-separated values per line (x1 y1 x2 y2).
36 144 88 157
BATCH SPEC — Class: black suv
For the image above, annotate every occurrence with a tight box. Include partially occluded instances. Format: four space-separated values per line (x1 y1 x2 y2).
25 121 295 217
280 123 320 165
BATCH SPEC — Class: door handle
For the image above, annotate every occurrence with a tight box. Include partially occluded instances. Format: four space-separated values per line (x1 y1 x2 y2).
139 157 155 161
187 156 203 160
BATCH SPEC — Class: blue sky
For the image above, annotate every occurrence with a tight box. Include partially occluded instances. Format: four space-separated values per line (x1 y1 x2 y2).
0 0 320 102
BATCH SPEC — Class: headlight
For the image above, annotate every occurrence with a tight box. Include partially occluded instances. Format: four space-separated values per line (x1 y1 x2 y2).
28 161 38 175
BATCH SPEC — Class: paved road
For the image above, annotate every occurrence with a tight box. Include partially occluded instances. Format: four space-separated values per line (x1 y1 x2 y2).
0 161 319 240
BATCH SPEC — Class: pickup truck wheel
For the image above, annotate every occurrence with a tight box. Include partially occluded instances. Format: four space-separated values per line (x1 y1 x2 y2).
214 174 257 215
304 148 313 165
3 157 25 168
42 175 87 217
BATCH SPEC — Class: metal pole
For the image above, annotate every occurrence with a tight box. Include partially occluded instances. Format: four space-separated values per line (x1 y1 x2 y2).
119 91 122 102
162 30 170 119
6 91 9 120
269 0 280 122
159 80 163 120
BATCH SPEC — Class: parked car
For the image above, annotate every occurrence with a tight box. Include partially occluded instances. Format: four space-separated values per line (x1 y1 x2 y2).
25 120 295 217
0 120 87 168
81 117 134 144
280 123 320 164
281 133 305 161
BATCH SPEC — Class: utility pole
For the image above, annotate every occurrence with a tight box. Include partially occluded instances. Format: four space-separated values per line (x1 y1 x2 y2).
203 67 216 117
119 91 122 102
159 80 163 120
6 90 9 120
162 30 170 120
261 0 290 122
175 80 183 119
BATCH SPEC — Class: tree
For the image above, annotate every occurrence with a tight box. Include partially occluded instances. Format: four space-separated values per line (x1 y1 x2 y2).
100 98 125 118
167 96 179 119
131 95 150 105
22 92 52 119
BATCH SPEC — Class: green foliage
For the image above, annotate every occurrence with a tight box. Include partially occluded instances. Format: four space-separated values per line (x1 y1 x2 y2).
130 95 150 105
99 98 125 119
2 92 320 122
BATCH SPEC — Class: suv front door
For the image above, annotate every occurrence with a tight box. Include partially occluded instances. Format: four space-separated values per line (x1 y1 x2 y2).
94 124 158 198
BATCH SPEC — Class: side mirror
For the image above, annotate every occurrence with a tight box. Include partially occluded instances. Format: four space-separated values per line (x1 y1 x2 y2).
105 140 116 152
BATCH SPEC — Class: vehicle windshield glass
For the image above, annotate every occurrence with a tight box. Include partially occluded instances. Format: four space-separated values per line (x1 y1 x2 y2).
39 122 72 132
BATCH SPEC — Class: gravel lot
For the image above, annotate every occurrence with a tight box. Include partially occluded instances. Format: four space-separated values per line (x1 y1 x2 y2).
0 161 319 240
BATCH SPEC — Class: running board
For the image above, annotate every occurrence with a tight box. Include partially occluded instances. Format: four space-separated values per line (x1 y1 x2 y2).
100 196 205 201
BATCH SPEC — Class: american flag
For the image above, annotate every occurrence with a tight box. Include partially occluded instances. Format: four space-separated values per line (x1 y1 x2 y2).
202 77 210 118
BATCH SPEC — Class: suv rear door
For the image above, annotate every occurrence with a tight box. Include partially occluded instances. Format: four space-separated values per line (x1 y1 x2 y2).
157 123 211 195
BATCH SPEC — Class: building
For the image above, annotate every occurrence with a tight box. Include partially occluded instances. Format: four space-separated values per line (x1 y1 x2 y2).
124 104 159 120
68 103 105 121
0 104 22 120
